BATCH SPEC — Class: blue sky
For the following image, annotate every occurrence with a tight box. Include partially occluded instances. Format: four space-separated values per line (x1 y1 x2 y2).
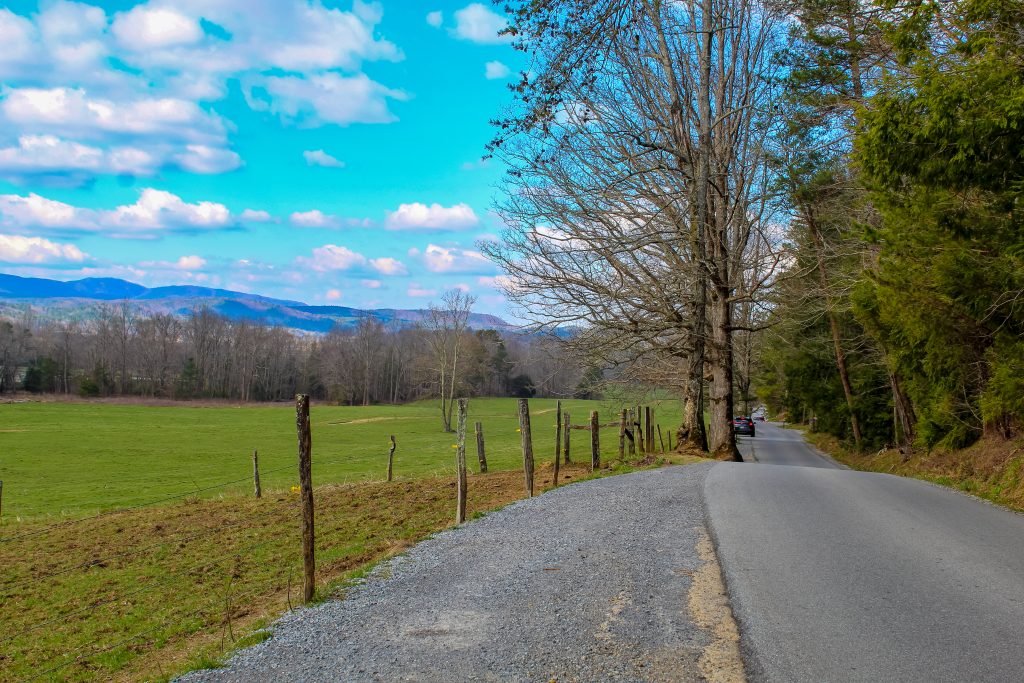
0 1 521 314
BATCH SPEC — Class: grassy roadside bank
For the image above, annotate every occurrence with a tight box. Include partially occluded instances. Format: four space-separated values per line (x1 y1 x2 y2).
1 452 704 682
797 427 1024 512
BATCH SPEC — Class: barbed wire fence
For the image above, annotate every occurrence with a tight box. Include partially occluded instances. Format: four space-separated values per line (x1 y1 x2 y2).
0 396 673 681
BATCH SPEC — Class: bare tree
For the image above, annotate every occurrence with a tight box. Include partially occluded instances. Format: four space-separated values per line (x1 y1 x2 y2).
424 290 476 432
488 0 787 457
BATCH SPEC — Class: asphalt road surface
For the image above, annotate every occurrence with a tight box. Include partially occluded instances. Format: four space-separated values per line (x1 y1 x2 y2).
735 421 842 468
708 423 1024 682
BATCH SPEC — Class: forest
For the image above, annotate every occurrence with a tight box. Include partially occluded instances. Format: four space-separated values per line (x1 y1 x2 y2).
0 294 581 408
755 0 1024 451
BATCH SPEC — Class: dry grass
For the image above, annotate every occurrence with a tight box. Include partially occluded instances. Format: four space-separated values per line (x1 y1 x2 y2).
803 429 1024 511
0 452 704 682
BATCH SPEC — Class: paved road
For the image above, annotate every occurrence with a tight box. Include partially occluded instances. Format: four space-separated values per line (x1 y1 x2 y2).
708 427 1024 682
184 465 737 683
736 421 841 468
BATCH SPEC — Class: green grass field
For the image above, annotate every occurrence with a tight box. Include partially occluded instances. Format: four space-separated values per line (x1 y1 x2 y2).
0 397 683 521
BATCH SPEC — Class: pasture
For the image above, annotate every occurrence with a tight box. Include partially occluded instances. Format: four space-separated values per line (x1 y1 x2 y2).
0 397 683 521
0 395 692 682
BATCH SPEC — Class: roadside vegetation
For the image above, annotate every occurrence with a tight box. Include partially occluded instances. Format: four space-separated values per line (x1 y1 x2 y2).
801 427 1024 513
756 1 1023 458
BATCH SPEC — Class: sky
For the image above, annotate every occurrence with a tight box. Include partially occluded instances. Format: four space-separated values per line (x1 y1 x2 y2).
0 0 522 314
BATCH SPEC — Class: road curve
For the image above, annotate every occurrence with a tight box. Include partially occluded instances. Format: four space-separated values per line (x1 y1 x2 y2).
706 439 1024 682
736 421 842 468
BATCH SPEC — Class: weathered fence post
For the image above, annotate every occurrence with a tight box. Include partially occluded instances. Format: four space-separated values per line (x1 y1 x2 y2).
658 424 666 453
518 399 535 497
590 410 600 471
253 450 261 499
563 411 571 464
455 398 468 524
627 409 636 456
475 421 487 473
646 407 654 452
295 394 315 604
636 409 646 455
387 435 396 482
553 400 562 487
618 409 627 460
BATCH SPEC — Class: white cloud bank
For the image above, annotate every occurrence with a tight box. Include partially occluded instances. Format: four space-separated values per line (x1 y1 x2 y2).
485 61 510 79
303 149 345 168
385 202 479 231
0 233 86 263
452 4 512 44
0 188 244 237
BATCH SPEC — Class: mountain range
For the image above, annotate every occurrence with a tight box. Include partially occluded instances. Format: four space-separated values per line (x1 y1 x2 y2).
0 273 515 333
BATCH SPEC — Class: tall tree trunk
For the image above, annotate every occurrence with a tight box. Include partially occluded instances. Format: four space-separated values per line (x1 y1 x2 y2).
708 282 740 460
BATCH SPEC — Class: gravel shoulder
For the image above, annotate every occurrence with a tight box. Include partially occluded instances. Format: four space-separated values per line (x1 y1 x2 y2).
182 463 742 683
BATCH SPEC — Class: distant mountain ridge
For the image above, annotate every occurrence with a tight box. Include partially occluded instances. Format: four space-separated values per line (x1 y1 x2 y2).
0 273 515 333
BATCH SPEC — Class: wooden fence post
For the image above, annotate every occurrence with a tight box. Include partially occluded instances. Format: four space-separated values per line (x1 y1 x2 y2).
636 409 645 455
475 421 487 473
658 424 666 453
627 409 636 456
387 435 396 482
553 400 562 487
618 409 626 460
295 394 315 604
590 410 600 471
518 399 535 497
253 450 261 499
563 411 571 464
646 407 654 452
455 398 468 524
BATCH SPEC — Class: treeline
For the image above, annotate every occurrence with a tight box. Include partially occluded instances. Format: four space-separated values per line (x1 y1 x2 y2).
756 0 1023 450
0 303 581 404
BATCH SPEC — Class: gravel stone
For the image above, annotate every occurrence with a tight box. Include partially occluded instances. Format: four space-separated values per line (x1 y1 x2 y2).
181 463 718 683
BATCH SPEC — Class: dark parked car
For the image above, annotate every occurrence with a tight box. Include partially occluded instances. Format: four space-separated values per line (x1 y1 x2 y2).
733 416 756 437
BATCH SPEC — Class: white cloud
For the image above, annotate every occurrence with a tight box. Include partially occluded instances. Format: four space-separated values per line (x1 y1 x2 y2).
421 244 493 274
140 254 207 270
0 233 86 264
111 6 203 52
485 61 510 80
426 10 443 28
385 202 479 231
175 145 242 174
0 188 237 236
478 275 513 289
0 1 408 181
325 288 343 300
407 283 438 297
1 87 227 144
240 209 272 222
452 4 511 44
253 72 407 126
303 149 345 168
290 210 340 229
360 279 382 289
299 244 368 271
369 257 407 275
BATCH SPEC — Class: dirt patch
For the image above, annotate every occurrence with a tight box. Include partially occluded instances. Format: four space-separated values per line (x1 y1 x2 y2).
688 533 746 683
